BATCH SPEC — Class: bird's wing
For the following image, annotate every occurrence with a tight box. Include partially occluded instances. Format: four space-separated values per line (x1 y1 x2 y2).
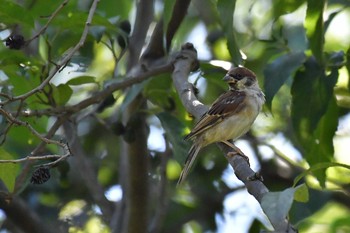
184 90 246 141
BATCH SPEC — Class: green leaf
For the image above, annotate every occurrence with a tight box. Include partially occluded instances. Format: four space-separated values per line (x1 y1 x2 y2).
66 76 96 86
0 0 34 28
143 74 172 108
307 96 338 186
293 162 350 188
324 9 344 33
156 112 189 162
119 83 145 113
262 184 308 228
291 60 338 186
98 0 132 18
217 0 242 66
305 0 326 64
294 184 309 203
52 84 73 106
291 58 337 144
163 0 177 35
264 52 306 108
0 148 20 192
89 26 106 42
261 187 295 228
39 36 49 61
272 0 305 19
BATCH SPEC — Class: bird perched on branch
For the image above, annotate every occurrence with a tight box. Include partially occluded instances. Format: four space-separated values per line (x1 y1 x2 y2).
178 67 265 185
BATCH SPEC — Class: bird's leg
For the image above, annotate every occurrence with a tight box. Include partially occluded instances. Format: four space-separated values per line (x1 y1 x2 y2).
222 141 250 166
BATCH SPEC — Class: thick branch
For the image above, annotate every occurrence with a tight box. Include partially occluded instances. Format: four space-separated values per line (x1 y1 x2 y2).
15 62 173 118
113 1 154 232
166 0 191 50
0 183 57 233
171 43 297 233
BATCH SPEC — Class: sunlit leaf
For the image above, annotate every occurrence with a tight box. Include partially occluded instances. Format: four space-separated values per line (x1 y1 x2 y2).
164 0 177 35
52 84 73 106
264 52 306 108
0 148 20 192
293 162 350 188
66 76 97 86
305 0 325 64
166 159 182 180
217 0 242 65
294 184 309 203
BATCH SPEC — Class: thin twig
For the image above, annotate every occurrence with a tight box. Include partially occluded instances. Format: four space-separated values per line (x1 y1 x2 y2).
26 0 70 44
0 0 100 106
0 154 63 164
13 61 174 117
0 107 65 148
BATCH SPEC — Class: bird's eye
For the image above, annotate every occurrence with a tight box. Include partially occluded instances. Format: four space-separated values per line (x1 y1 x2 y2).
234 73 243 80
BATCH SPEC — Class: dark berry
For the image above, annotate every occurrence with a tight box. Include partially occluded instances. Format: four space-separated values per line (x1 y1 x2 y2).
96 95 115 113
117 35 128 49
5 35 25 50
119 20 131 35
30 167 51 184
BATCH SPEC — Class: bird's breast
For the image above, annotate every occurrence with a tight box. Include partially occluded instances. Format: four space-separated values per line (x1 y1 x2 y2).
200 94 262 146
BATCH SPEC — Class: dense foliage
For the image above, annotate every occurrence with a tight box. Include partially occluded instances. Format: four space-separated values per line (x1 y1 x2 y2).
0 0 349 232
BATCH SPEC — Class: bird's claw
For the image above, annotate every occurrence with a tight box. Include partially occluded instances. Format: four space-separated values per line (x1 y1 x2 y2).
227 151 250 166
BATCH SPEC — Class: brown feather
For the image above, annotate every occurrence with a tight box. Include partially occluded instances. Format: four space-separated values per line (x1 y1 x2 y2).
184 90 246 141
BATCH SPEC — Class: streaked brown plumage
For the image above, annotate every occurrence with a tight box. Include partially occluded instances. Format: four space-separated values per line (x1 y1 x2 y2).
178 67 265 185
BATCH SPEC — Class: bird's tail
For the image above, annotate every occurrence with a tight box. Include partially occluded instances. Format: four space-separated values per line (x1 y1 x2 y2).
177 144 201 186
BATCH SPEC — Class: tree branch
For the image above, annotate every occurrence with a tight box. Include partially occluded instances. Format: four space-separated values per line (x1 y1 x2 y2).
112 1 154 232
26 0 69 44
0 182 58 233
0 0 100 106
171 43 297 233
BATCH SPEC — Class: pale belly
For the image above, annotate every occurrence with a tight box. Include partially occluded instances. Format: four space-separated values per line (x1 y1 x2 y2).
200 103 260 146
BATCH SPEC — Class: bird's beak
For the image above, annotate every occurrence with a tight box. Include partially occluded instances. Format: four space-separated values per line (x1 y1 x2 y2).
223 75 236 84
223 75 232 82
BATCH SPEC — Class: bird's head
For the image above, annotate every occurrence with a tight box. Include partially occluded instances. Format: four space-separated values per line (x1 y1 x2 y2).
223 67 257 90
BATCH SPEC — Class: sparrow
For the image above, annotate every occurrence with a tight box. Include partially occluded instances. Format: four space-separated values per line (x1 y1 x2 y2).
178 67 265 185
